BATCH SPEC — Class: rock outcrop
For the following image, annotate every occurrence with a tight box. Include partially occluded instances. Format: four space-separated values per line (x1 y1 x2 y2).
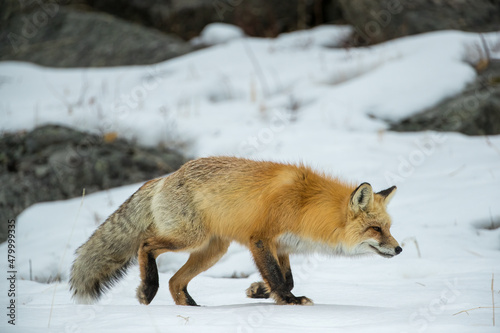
0 124 188 241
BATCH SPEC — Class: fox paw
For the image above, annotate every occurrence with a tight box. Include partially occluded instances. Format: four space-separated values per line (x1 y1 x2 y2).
136 282 158 305
270 292 314 306
246 282 270 299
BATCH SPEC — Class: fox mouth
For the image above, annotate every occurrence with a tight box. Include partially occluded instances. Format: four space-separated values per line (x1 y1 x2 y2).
369 245 394 258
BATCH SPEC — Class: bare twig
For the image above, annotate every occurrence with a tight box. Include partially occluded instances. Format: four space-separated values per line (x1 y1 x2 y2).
453 306 498 316
448 164 466 177
492 273 496 326
490 208 496 230
48 188 86 328
480 34 491 63
485 136 500 157
75 74 89 108
242 38 270 98
401 237 421 258
453 273 496 326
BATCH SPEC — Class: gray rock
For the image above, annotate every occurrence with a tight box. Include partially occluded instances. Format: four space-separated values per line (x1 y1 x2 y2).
0 0 346 69
65 0 345 39
0 2 193 67
339 0 500 45
390 61 500 135
0 125 188 242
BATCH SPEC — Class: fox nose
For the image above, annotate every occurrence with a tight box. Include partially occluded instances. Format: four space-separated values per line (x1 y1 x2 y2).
395 246 402 255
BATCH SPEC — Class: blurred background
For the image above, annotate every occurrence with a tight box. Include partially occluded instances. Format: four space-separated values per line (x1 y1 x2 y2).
2 0 500 66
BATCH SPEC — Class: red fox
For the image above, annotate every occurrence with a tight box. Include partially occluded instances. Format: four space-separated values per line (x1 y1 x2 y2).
70 156 401 306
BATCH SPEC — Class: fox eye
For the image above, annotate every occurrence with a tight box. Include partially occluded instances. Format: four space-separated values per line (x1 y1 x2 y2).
372 226 382 233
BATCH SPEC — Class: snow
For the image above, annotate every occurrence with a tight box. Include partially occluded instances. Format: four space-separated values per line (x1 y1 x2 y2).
1 26 500 332
193 23 246 46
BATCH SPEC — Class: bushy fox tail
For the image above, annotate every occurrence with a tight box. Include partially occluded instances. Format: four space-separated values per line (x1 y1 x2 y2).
69 184 155 304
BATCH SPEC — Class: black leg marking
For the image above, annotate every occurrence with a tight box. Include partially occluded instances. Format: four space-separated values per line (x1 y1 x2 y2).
182 287 198 306
248 254 294 299
278 254 294 292
250 240 313 305
143 252 159 304
284 267 294 292
259 246 287 292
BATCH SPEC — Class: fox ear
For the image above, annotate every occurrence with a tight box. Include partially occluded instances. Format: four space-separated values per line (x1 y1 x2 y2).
377 186 397 206
349 183 373 213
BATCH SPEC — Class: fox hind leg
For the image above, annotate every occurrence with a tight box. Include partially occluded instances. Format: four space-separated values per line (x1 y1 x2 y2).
137 251 160 304
247 253 294 299
169 237 230 306
136 237 186 305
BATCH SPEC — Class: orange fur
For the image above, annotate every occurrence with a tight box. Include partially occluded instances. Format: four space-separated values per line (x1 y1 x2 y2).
172 158 352 244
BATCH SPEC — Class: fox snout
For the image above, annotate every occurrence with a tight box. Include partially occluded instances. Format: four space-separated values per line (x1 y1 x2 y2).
369 242 402 258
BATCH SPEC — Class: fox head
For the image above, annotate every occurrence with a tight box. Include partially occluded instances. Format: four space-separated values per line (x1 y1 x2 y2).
344 183 402 258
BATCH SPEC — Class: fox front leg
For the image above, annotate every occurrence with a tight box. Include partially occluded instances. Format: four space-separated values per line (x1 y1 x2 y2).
249 239 312 305
247 254 294 299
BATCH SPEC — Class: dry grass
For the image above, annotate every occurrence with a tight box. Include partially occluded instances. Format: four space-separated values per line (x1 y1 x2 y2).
453 273 497 327
401 237 421 258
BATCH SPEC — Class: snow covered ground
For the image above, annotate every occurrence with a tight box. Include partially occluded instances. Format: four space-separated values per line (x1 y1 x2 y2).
1 25 500 332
